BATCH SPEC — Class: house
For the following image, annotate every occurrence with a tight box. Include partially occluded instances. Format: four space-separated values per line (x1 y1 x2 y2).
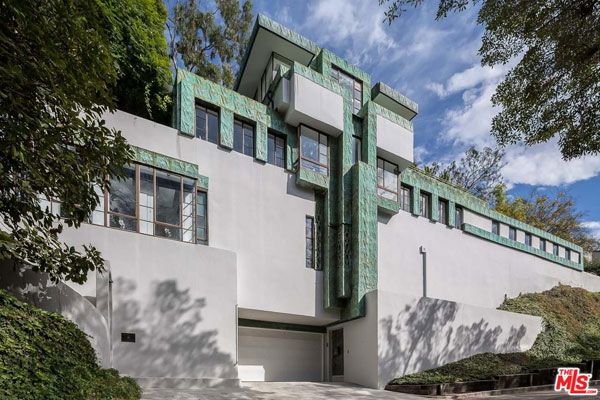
4 14 600 390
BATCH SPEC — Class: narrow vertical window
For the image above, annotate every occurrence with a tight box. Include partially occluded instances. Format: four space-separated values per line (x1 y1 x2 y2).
195 106 219 144
300 125 328 175
438 199 448 224
565 248 571 260
419 192 430 218
196 191 207 245
182 178 195 243
267 133 285 168
553 243 559 256
306 216 315 269
331 66 362 114
377 157 399 201
155 171 182 240
454 206 463 229
351 136 362 165
400 185 412 212
139 166 154 235
525 232 532 246
89 184 105 225
233 119 254 157
492 221 500 235
540 239 546 251
108 165 137 231
509 227 516 241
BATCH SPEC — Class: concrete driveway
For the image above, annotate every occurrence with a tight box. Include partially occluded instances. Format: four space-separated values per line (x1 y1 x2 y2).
141 382 424 399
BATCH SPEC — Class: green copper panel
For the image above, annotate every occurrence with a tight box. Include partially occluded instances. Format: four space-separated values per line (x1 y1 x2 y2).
360 103 378 166
431 193 439 222
256 122 267 162
372 102 414 132
131 145 208 187
377 195 400 215
220 109 234 149
321 49 370 85
296 168 329 191
371 81 419 115
336 223 352 299
463 224 583 271
178 80 195 137
412 187 421 216
448 201 456 228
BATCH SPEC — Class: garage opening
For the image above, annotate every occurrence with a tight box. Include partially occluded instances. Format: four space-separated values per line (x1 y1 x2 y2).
238 326 324 382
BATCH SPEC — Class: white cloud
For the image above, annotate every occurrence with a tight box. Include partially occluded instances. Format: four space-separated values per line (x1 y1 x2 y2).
427 63 510 98
414 146 429 163
582 222 600 240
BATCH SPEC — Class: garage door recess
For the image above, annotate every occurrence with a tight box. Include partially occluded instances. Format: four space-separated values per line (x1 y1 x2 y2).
238 327 323 382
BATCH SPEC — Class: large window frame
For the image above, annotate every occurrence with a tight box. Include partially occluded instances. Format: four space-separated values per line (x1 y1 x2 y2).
306 215 315 269
438 199 448 224
233 118 255 157
419 192 430 218
91 164 202 245
400 185 412 213
331 66 363 114
195 104 219 144
257 52 292 102
377 157 399 201
299 124 329 176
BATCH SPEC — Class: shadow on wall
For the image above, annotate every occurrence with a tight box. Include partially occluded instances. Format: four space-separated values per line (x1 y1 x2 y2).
379 296 530 380
112 277 236 383
0 260 111 367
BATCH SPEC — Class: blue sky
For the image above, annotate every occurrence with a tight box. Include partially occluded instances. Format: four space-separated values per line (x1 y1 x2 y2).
250 0 600 239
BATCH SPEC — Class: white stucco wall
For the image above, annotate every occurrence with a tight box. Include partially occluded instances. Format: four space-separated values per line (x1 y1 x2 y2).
103 111 338 323
378 211 600 309
60 224 239 385
463 209 491 232
286 73 344 136
376 114 413 166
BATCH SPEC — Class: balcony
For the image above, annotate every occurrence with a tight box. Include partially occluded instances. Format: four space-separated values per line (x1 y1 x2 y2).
376 110 414 170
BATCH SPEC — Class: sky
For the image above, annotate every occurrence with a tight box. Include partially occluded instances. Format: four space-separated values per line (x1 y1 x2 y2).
250 0 600 240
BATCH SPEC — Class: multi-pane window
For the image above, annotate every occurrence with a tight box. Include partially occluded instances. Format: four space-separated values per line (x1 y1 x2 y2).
234 119 255 157
509 227 516 241
438 199 448 224
419 192 430 218
351 135 362 165
300 125 328 175
454 206 463 229
540 239 546 252
525 232 532 246
553 243 559 256
492 221 500 235
331 66 362 114
565 248 571 260
377 158 399 201
305 216 315 269
400 185 412 212
92 164 201 244
195 105 219 144
196 191 208 245
257 52 292 102
267 133 285 168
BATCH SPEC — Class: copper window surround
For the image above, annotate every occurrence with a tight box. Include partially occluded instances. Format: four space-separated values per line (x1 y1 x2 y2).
298 124 329 176
331 65 363 114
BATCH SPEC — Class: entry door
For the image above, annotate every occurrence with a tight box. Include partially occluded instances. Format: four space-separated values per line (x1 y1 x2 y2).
330 328 344 377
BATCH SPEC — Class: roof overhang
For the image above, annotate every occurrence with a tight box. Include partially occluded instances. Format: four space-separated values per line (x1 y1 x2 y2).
371 82 419 121
234 14 319 98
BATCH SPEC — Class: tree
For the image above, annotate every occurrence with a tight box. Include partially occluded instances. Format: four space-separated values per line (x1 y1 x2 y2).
0 0 132 283
493 185 599 252
380 0 600 160
166 0 254 87
424 147 505 202
100 0 172 122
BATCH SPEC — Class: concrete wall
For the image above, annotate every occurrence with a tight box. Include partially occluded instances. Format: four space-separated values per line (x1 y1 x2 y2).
375 290 543 388
103 111 338 324
286 73 344 136
59 223 240 387
378 211 600 309
376 114 413 166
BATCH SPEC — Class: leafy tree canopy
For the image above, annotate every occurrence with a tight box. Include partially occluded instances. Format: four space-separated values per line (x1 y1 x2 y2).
166 0 254 87
380 0 600 160
100 0 172 122
0 0 132 283
422 146 505 202
493 185 599 252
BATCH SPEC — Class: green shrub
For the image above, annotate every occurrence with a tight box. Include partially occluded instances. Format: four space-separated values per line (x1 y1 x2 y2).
0 289 141 400
392 285 600 385
584 258 600 277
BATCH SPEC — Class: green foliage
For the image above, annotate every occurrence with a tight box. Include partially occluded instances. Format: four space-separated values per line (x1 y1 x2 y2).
392 285 600 385
166 0 254 87
584 258 600 276
0 290 141 399
493 185 600 252
0 0 133 284
380 0 600 160
99 0 172 122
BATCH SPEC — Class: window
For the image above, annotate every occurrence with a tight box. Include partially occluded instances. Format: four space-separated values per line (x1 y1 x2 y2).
377 158 399 201
267 133 285 168
438 199 448 224
492 221 500 235
300 125 328 175
553 243 559 256
92 164 201 244
565 248 571 260
454 206 463 229
400 185 412 213
525 232 532 246
351 135 362 165
419 192 430 218
195 105 219 144
540 239 546 252
257 52 292 102
331 66 362 114
306 216 315 269
509 227 516 241
234 119 255 157
196 191 208 245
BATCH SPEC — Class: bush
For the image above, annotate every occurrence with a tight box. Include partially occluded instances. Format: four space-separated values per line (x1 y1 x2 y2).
0 290 141 400
584 258 600 277
392 285 600 385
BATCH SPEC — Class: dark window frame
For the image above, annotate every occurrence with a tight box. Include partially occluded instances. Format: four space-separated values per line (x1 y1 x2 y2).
565 248 571 260
525 232 532 246
331 65 363 114
305 215 315 269
233 118 255 157
377 157 399 201
419 191 431 218
454 206 463 229
553 243 559 256
196 190 208 245
400 185 412 213
267 131 286 168
438 199 448 224
492 220 500 235
509 227 517 241
540 239 546 252
299 124 329 176
194 104 220 144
